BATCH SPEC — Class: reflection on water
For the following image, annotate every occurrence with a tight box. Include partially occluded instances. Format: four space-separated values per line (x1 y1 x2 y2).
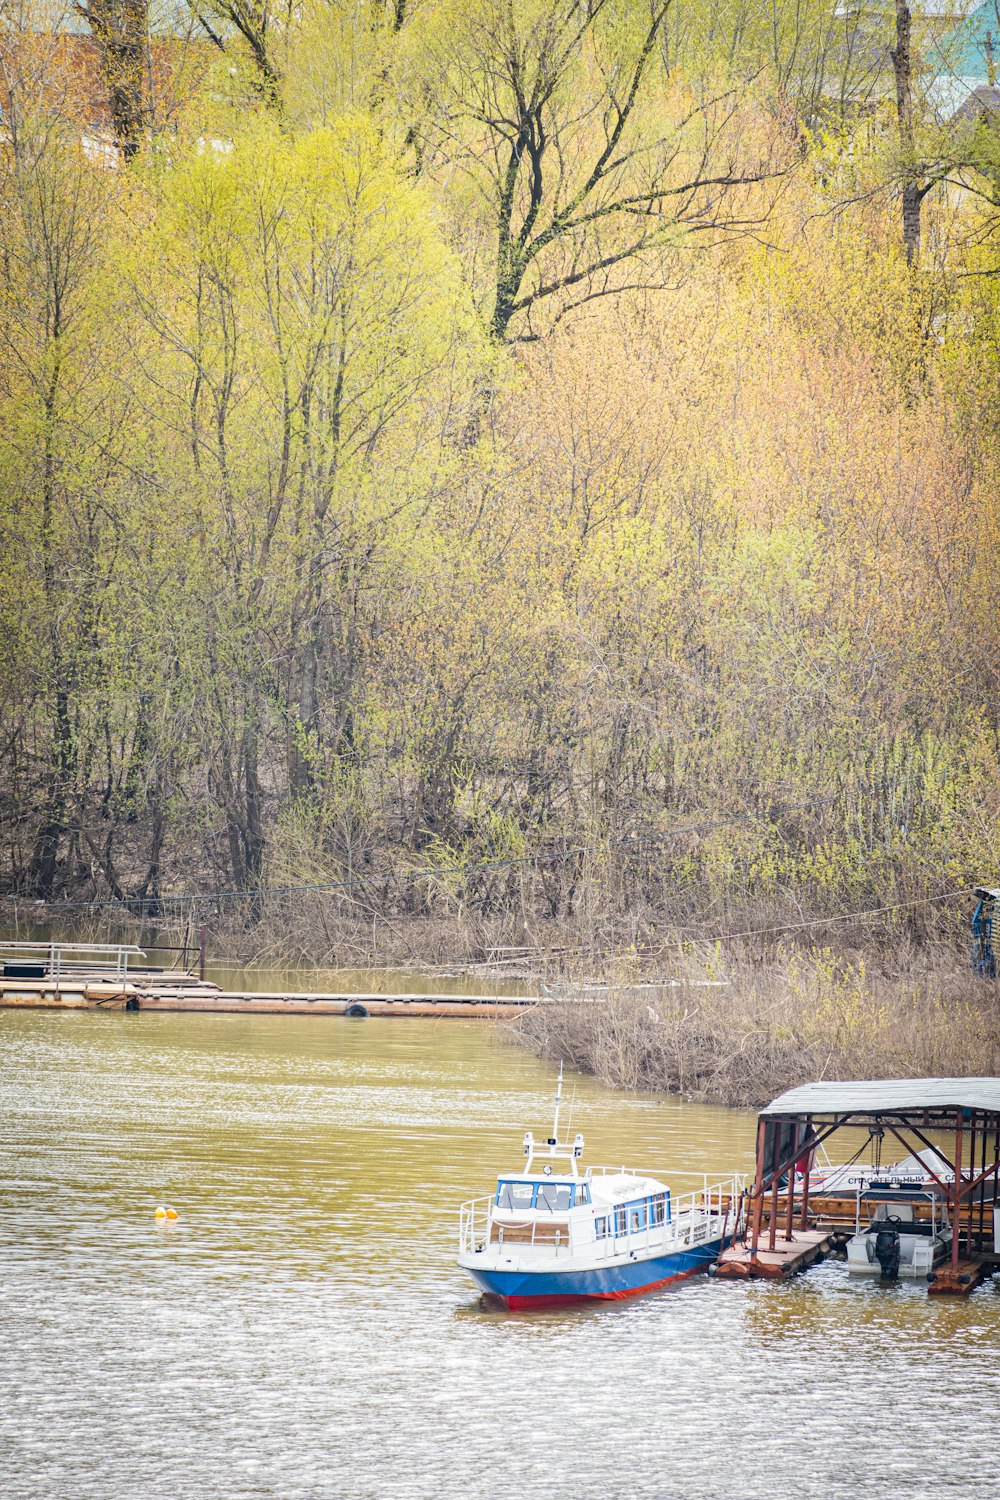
1 1011 997 1499
202 960 529 998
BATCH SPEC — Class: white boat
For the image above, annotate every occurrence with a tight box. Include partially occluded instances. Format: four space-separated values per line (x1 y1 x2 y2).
457 1068 744 1309
845 1188 952 1279
803 1145 957 1198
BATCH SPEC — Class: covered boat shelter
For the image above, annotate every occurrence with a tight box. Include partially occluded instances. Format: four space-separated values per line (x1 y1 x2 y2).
741 1078 1000 1293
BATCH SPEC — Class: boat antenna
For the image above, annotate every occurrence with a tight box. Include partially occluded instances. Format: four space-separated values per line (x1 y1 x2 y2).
551 1062 564 1143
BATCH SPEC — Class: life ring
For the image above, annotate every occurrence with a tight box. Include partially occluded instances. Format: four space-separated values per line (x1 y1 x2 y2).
344 1002 369 1019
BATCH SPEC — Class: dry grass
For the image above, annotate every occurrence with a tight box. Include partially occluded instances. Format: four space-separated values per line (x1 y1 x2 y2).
510 944 1000 1108
183 883 971 980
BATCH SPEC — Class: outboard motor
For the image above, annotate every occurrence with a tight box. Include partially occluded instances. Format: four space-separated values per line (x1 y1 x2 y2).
874 1226 900 1280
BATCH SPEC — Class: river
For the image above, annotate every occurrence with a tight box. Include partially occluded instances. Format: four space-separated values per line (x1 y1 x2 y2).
2 1008 998 1498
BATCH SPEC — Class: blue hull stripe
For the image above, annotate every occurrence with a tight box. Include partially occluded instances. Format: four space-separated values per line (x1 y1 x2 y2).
468 1237 724 1304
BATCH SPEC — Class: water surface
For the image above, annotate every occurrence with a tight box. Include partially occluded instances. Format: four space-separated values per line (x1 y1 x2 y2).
1 1011 997 1498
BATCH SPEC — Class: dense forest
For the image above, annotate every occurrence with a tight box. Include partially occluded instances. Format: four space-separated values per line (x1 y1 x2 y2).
1 0 998 963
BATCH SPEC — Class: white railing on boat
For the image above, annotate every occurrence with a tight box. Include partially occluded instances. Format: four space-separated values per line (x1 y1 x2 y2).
459 1173 746 1259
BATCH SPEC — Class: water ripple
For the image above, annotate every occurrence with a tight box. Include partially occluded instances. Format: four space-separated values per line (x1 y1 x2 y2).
1 1010 995 1498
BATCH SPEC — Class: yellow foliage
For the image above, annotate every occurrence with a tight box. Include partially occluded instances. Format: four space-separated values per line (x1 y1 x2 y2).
0 11 997 925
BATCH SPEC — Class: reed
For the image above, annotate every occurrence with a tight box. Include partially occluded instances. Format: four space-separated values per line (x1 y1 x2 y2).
188 876 970 978
509 944 1000 1108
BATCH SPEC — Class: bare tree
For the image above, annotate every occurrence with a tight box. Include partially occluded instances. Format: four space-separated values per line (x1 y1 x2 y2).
414 0 788 341
0 74 107 893
189 0 292 107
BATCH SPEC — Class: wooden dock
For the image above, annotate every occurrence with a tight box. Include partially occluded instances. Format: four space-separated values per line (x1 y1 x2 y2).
0 974 533 1018
714 1228 835 1281
928 1259 992 1296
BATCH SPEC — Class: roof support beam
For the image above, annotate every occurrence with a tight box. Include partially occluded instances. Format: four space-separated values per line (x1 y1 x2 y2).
755 1115 851 1199
881 1121 953 1196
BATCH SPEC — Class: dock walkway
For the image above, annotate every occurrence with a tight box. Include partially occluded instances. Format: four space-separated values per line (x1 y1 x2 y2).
0 973 533 1017
714 1229 835 1281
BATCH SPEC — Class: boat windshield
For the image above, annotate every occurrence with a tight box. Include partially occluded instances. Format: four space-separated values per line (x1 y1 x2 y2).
496 1182 534 1210
495 1180 587 1210
535 1183 574 1212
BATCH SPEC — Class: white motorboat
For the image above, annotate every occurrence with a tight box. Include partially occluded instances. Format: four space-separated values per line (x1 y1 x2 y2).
803 1145 956 1198
845 1188 952 1279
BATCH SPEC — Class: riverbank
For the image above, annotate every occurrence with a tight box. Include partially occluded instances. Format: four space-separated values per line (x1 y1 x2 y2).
5 915 994 1109
509 943 999 1109
3 881 976 987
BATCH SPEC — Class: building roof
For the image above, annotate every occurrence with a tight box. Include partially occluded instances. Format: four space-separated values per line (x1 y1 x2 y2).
929 74 1000 117
762 1078 1000 1117
29 0 199 37
926 0 1000 117
0 31 214 139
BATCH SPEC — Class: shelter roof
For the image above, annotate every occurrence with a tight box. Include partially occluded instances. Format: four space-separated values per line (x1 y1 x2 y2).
761 1078 1000 1118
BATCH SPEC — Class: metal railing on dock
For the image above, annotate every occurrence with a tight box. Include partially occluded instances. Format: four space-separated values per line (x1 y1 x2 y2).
0 927 208 984
0 940 144 981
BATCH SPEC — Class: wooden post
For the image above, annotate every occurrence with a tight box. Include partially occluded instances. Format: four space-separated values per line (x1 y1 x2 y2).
978 1110 988 1249
798 1117 812 1231
952 1110 963 1269
784 1123 798 1242
767 1125 782 1253
750 1119 767 1255
199 926 207 983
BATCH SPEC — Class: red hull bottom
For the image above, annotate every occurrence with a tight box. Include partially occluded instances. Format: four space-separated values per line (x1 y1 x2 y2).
498 1263 706 1311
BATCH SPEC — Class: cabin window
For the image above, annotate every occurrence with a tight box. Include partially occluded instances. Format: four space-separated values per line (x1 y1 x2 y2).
595 1216 608 1239
496 1182 534 1210
615 1207 629 1236
630 1204 646 1232
536 1183 573 1212
574 1184 591 1206
650 1195 666 1226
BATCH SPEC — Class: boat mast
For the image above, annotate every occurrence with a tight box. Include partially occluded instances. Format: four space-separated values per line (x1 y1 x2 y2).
522 1063 584 1175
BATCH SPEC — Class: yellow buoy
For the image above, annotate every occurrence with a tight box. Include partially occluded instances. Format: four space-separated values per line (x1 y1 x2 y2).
165 1207 178 1220
154 1204 167 1219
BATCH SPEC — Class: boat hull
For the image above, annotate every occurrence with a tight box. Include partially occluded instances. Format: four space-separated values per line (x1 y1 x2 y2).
465 1238 725 1309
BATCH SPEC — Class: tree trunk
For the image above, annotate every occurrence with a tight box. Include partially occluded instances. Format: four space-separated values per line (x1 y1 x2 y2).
28 689 72 897
80 0 149 162
902 181 923 266
28 364 75 898
891 0 921 266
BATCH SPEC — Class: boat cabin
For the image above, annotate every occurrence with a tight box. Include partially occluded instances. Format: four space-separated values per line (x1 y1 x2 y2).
490 1169 672 1243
